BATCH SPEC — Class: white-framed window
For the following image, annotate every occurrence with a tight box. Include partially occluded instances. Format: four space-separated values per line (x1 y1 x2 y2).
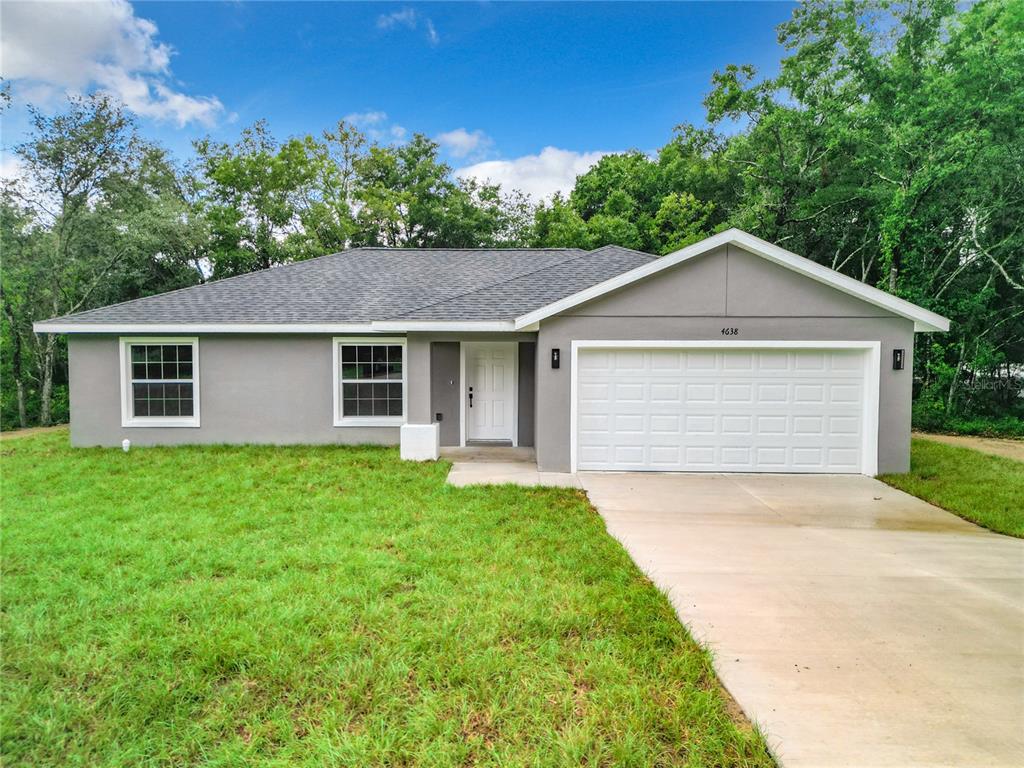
119 337 200 428
333 337 406 427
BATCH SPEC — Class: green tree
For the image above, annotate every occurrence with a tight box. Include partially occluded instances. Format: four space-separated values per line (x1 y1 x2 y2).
697 0 1023 425
194 121 331 277
650 192 716 253
352 134 524 248
533 141 727 254
531 194 591 248
2 95 202 427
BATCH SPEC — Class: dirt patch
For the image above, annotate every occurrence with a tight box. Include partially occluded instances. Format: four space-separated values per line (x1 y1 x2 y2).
716 679 761 736
0 425 69 441
915 432 1024 463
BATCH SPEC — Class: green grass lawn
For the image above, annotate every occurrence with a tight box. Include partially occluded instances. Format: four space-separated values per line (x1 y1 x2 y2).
1 431 771 767
879 438 1024 538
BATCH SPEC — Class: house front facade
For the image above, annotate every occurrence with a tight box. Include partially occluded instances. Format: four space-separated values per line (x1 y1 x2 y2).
36 229 949 475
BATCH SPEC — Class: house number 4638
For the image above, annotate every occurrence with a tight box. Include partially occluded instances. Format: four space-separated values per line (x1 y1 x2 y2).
721 327 740 336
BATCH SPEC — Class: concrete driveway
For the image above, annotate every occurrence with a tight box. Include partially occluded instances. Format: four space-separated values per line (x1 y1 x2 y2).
580 473 1024 768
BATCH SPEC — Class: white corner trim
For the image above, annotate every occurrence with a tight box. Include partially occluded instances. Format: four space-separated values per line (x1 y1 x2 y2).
332 336 408 428
515 228 950 333
568 340 881 476
119 336 201 428
459 342 467 447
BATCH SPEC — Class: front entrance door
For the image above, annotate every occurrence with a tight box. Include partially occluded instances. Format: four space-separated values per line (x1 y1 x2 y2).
465 342 517 443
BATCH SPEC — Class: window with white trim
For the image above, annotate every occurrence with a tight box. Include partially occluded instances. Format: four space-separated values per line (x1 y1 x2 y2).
120 338 200 427
334 338 406 425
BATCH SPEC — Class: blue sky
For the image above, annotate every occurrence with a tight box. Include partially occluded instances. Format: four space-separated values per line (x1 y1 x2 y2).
2 1 796 197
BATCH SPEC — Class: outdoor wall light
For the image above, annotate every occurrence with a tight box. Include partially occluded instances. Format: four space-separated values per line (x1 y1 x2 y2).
551 348 561 369
893 349 905 370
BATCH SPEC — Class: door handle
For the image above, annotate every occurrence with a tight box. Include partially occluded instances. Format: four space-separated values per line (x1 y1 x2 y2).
468 386 473 408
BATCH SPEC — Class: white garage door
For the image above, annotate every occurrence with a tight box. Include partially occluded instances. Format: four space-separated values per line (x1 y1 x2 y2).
575 346 872 473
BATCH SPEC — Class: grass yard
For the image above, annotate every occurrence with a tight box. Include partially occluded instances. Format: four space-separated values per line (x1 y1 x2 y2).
880 438 1024 538
1 431 771 767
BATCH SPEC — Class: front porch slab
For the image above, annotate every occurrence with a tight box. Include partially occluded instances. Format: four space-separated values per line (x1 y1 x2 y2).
442 447 581 488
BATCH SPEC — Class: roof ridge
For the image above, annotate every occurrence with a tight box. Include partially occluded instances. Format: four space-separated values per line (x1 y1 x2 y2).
350 246 585 252
587 243 660 259
383 245 652 321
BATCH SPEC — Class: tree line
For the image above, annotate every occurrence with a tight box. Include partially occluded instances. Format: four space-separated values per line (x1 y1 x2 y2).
2 0 1022 434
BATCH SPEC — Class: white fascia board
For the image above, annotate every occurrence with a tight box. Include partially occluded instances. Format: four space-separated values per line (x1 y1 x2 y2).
514 228 950 333
35 320 523 334
33 322 377 335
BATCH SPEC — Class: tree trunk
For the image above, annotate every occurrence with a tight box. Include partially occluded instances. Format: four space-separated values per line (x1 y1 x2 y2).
15 379 27 428
1 288 29 428
946 339 967 414
38 335 56 426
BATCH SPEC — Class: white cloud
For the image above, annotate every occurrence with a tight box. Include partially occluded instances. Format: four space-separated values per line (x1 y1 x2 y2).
343 110 407 144
376 8 417 31
436 128 492 160
0 0 224 127
425 19 439 46
0 152 26 183
456 147 609 201
376 7 439 45
344 110 388 127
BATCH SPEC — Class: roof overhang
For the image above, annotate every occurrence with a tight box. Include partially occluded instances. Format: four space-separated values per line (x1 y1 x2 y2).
512 228 950 333
31 320 527 335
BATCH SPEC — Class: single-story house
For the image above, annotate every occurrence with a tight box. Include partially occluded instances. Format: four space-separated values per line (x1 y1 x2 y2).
35 229 949 475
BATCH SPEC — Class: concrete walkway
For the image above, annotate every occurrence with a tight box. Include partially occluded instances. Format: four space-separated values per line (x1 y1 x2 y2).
915 431 1024 462
442 447 580 488
581 472 1024 768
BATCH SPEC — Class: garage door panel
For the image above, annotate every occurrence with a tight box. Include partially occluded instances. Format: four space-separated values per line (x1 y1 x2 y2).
576 347 868 473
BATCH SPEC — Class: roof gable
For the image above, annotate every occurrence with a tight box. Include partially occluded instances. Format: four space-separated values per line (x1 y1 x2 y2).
515 229 950 332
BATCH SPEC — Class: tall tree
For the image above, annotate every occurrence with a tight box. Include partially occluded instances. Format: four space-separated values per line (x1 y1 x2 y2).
352 134 525 248
697 0 1023 422
5 96 142 424
194 121 328 277
2 95 203 426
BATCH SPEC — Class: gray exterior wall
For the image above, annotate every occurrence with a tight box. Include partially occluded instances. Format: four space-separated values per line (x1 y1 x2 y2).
68 334 399 447
70 331 541 450
517 342 536 447
534 245 916 474
405 333 537 447
430 342 460 446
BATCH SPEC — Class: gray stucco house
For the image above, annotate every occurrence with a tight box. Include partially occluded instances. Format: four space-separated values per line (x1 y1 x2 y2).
36 229 949 475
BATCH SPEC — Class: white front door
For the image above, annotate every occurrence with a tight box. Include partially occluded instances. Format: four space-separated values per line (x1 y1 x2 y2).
465 342 517 443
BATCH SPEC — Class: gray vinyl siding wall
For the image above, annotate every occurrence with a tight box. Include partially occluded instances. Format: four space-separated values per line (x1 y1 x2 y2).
533 245 916 474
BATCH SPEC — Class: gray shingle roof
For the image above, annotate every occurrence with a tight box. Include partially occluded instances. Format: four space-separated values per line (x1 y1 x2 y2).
42 245 658 326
